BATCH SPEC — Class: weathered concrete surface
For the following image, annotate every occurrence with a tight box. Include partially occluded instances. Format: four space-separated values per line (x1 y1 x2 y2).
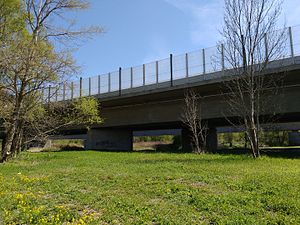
97 85 300 129
288 132 300 146
85 128 133 151
207 127 218 153
181 128 193 152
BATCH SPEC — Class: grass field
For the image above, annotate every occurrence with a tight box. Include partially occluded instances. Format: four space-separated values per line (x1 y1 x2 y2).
0 151 299 224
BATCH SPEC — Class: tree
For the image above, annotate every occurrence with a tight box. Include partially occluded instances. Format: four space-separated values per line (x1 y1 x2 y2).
0 0 103 162
22 97 102 149
220 0 287 158
181 89 208 153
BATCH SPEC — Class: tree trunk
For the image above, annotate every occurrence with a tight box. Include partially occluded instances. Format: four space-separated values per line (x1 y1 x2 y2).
11 121 24 158
192 132 207 154
248 126 260 158
1 134 7 161
1 104 22 162
1 123 16 162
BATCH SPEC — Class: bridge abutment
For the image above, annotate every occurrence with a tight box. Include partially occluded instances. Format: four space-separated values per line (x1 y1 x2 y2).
85 128 133 151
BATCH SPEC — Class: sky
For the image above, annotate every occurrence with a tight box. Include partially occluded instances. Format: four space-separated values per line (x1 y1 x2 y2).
67 0 300 78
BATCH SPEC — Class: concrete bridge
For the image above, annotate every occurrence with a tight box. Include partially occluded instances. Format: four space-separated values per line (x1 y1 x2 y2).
80 59 300 151
43 26 300 151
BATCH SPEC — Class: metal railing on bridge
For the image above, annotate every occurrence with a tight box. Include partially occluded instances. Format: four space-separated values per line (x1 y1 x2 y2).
44 25 300 103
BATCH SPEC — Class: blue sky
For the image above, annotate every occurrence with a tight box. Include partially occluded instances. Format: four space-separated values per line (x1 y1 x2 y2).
70 0 299 78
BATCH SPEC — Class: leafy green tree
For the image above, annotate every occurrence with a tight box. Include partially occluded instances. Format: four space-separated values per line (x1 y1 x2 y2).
0 0 103 162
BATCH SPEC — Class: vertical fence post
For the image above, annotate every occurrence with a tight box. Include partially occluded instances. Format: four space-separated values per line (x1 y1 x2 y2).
202 49 206 75
264 33 268 61
98 75 101 94
108 72 111 92
143 64 146 86
89 77 91 96
170 54 173 87
185 53 189 78
79 77 83 97
55 86 58 102
63 82 66 101
241 34 247 72
48 85 51 103
289 27 295 63
71 82 74 100
221 44 225 72
156 61 159 84
130 67 133 88
42 86 45 103
119 67 122 96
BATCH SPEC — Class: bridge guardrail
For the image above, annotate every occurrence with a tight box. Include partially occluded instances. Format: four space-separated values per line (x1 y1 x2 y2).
44 25 300 103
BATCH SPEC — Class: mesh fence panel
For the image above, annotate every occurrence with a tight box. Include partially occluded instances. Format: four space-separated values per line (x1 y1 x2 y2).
42 87 48 102
56 85 64 101
188 50 203 77
121 68 131 89
73 80 80 98
205 46 220 74
158 58 170 82
82 78 89 96
90 76 99 95
65 82 73 100
100 73 109 93
41 87 47 102
292 25 300 56
173 54 186 79
282 28 290 59
49 86 57 102
110 71 119 92
222 43 233 70
145 62 156 85
132 65 143 87
272 28 290 60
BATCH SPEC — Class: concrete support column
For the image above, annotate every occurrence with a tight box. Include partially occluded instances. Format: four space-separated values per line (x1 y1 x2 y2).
288 131 300 146
206 127 218 153
181 128 193 152
85 128 133 151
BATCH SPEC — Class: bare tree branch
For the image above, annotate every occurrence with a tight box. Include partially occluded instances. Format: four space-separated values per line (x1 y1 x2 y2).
220 0 286 158
181 89 208 153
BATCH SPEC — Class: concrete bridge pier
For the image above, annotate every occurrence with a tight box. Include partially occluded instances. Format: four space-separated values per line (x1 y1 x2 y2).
181 128 193 152
181 127 218 152
288 131 300 146
85 128 133 151
206 127 218 153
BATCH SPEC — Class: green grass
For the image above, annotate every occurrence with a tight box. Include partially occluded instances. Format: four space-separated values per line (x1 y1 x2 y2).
0 151 299 224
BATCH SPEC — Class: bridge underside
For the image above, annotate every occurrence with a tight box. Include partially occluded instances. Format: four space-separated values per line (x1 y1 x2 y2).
57 65 300 151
